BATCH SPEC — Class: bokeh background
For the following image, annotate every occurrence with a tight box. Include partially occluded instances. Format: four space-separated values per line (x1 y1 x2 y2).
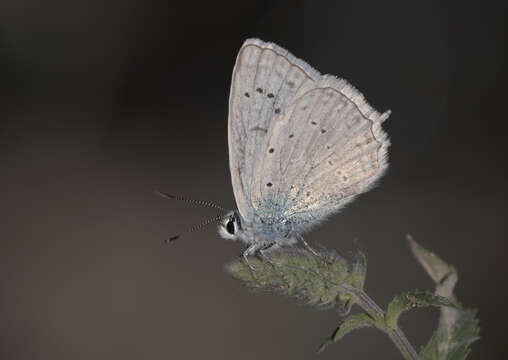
1 1 507 359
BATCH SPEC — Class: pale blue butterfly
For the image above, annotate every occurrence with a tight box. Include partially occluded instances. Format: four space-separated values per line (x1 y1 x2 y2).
217 39 390 265
159 39 390 267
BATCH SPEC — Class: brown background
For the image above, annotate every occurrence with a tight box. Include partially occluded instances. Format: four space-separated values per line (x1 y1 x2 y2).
1 1 507 359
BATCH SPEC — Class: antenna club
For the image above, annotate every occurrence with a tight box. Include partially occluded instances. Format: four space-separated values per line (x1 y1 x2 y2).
154 190 227 211
155 191 175 199
168 235 180 242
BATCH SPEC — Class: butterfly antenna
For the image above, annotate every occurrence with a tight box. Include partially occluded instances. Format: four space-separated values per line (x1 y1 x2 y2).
154 190 228 212
166 213 226 243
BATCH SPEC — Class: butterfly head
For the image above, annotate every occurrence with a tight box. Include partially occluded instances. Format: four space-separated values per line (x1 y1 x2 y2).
219 209 300 247
218 210 245 241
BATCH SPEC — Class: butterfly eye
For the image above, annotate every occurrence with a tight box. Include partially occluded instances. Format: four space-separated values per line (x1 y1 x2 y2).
226 218 235 235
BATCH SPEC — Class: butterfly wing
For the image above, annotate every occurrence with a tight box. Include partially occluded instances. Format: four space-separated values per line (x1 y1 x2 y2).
228 38 390 231
228 39 320 221
250 74 390 230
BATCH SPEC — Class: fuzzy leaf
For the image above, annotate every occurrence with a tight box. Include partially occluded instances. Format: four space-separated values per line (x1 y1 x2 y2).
385 290 456 328
226 248 367 310
407 235 456 286
420 308 479 360
408 236 480 360
317 313 376 354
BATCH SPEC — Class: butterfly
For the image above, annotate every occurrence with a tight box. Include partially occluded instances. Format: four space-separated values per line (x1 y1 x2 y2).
158 39 390 267
217 38 390 265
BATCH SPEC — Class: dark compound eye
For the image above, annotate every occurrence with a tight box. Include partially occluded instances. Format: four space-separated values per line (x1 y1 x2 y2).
226 219 235 235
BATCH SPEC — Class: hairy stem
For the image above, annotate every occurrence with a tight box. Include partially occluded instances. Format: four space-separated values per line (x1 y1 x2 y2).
227 251 421 359
345 285 419 360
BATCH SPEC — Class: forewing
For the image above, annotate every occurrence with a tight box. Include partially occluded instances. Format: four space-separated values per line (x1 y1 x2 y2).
250 75 390 228
228 39 318 221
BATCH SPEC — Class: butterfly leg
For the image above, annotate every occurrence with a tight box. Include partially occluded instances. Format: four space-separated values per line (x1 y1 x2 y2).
296 234 323 259
242 243 261 272
258 243 290 287
257 242 279 267
242 243 286 285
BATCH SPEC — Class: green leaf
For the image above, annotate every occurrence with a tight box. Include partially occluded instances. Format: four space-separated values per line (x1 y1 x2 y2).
317 313 376 354
340 251 368 312
407 234 456 286
385 290 456 328
226 248 367 310
420 308 480 360
408 236 480 360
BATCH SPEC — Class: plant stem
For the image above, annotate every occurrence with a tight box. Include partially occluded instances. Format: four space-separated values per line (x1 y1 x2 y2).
344 285 420 360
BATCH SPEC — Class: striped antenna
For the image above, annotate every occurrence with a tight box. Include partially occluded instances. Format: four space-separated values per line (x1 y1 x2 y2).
165 213 226 243
154 191 228 212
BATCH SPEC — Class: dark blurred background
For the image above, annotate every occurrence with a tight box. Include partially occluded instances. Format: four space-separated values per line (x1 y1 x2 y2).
1 1 507 359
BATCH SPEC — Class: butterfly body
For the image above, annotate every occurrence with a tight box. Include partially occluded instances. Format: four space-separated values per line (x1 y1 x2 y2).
218 210 296 246
218 39 390 257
